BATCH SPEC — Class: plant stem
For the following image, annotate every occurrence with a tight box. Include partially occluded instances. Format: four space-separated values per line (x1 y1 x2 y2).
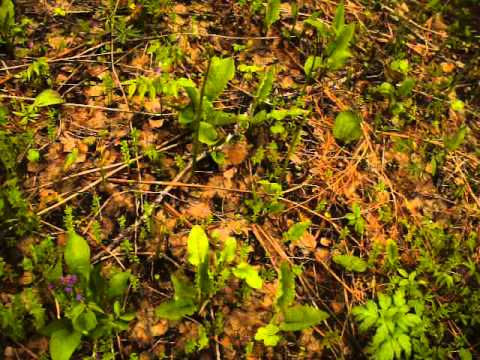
191 56 213 175
282 38 319 176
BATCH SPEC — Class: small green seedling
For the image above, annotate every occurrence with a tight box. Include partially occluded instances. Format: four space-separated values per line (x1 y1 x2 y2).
353 290 424 360
44 231 134 360
255 262 329 346
303 2 356 78
156 225 262 320
333 110 363 144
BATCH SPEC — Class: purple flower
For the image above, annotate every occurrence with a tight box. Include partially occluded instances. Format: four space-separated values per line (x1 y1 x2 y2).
64 287 73 293
47 283 55 290
75 293 84 301
68 274 78 285
61 275 78 286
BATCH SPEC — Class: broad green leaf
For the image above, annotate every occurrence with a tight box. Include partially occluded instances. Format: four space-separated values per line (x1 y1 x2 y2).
396 77 415 97
219 237 237 264
392 289 406 307
210 151 225 165
172 273 196 301
270 121 285 134
283 220 311 242
255 68 274 105
303 55 321 77
33 89 65 108
233 262 263 289
333 1 345 34
444 125 467 151
72 307 97 334
64 232 91 280
204 57 235 101
179 104 195 125
279 305 329 331
264 0 281 29
333 254 367 272
255 324 281 346
198 121 218 145
27 149 40 162
107 271 131 298
333 110 362 143
238 64 262 73
459 349 473 360
49 328 82 360
377 82 395 97
155 299 196 321
276 261 296 309
390 59 409 75
326 48 352 70
252 110 267 125
304 18 327 36
0 0 14 34
326 23 355 70
187 225 209 267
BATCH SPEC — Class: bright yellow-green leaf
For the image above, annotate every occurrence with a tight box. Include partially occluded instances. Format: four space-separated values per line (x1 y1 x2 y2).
64 232 91 280
33 89 65 107
198 121 218 145
333 111 362 143
233 262 263 289
204 57 235 101
255 324 281 346
187 225 209 266
49 328 82 360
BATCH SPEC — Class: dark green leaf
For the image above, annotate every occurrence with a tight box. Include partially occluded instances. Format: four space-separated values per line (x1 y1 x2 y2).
107 271 131 298
155 299 197 321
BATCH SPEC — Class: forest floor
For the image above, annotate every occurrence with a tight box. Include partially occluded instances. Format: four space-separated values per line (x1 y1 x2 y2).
1 0 480 359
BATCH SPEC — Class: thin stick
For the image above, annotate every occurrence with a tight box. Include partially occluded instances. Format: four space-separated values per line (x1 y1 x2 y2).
36 161 130 216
